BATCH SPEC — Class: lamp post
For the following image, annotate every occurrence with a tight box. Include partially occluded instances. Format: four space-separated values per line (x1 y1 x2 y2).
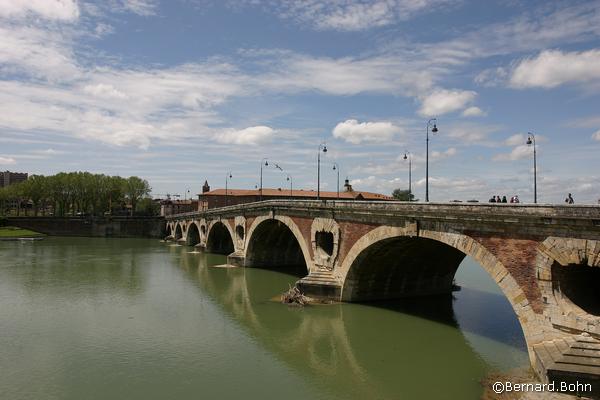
526 132 537 204
317 142 327 200
225 172 232 207
332 162 340 199
259 158 269 202
425 118 438 202
286 175 293 199
403 151 412 201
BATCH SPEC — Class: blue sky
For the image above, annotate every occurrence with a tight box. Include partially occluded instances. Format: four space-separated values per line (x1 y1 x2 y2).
1 0 599 203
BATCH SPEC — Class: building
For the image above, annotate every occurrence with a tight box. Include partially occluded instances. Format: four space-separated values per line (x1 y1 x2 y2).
0 171 28 188
197 179 394 211
160 199 198 216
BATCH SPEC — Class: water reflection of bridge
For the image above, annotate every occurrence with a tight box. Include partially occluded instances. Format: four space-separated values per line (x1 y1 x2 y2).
170 247 527 399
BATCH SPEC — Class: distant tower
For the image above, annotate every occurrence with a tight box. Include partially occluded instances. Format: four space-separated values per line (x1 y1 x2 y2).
202 180 210 193
344 177 353 192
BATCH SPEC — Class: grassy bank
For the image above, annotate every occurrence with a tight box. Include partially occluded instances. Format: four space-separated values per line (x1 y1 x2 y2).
0 226 45 238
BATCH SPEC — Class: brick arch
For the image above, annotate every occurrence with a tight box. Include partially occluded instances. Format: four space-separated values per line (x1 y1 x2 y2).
185 221 202 246
206 219 235 254
244 215 313 272
336 225 538 359
536 237 600 335
174 222 184 241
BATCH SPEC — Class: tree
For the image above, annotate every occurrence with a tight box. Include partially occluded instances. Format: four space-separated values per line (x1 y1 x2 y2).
392 189 416 202
135 197 160 216
123 176 151 216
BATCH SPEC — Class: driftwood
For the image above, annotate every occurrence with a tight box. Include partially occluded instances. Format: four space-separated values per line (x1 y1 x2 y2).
281 285 310 306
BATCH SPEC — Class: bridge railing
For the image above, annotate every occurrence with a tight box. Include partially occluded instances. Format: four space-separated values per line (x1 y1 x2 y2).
165 199 600 222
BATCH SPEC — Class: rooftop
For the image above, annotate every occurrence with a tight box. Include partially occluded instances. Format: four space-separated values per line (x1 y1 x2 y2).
200 188 393 201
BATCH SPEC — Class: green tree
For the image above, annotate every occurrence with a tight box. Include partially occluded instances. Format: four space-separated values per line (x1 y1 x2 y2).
135 197 160 216
21 175 47 216
123 176 151 216
392 189 416 202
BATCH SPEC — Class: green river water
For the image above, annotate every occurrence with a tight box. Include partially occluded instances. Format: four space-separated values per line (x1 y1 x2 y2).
0 237 529 399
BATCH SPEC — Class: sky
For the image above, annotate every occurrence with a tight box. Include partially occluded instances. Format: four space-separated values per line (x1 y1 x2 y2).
1 0 600 203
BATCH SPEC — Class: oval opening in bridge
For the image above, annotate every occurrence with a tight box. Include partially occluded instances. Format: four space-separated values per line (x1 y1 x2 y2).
552 263 600 316
174 224 183 240
206 222 234 255
186 223 200 246
245 219 307 276
315 230 334 256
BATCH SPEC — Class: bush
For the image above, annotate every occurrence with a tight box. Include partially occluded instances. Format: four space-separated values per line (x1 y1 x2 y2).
0 217 8 227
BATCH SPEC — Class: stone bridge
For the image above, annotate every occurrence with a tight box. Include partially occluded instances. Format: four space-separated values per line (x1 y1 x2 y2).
166 200 600 392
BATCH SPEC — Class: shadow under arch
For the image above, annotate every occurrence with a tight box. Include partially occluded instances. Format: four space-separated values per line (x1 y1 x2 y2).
186 222 201 246
337 226 537 360
174 223 183 241
206 221 234 254
245 216 310 277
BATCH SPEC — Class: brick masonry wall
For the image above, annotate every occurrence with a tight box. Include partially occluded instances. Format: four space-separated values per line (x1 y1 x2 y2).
337 221 380 264
469 232 544 313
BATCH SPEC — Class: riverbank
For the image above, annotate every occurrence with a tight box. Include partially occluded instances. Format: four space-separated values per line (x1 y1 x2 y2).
0 226 45 240
4 216 165 238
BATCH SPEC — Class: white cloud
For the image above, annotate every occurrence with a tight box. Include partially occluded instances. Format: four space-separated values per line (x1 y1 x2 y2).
121 0 157 16
505 133 525 146
83 84 128 99
216 126 275 145
0 156 16 165
254 51 435 97
236 0 454 31
0 0 79 21
0 25 79 81
445 123 500 144
593 130 600 141
461 106 485 117
510 49 600 89
474 67 508 87
430 147 457 161
332 119 402 144
418 89 477 116
492 145 531 161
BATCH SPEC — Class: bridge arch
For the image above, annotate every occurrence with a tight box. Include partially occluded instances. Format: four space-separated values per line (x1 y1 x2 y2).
336 225 538 355
186 222 201 246
206 220 235 254
174 223 183 241
244 215 312 274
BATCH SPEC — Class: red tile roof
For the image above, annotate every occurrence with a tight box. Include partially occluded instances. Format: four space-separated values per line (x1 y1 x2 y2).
200 188 393 200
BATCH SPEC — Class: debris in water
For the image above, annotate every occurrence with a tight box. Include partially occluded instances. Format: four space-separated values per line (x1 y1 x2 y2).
281 285 310 306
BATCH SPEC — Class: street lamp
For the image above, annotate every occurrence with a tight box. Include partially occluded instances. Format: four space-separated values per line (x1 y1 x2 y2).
259 158 269 202
425 118 438 202
403 151 412 201
286 175 293 199
526 132 537 204
225 171 232 207
317 142 327 200
332 162 340 199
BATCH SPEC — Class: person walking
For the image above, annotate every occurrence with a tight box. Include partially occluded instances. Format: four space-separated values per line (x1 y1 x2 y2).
565 193 574 204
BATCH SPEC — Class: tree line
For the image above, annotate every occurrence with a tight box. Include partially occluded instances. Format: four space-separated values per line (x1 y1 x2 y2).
0 172 155 217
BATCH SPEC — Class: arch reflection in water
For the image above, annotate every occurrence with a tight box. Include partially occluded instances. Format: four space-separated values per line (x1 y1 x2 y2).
174 247 528 400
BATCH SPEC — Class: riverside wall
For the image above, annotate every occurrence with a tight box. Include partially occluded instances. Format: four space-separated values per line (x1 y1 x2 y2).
6 216 165 238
